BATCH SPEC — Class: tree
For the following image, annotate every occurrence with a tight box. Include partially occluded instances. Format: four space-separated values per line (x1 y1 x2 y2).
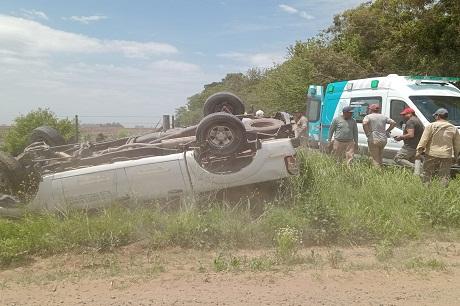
3 108 74 156
248 40 370 114
95 133 107 142
176 0 460 120
175 71 267 126
327 0 460 75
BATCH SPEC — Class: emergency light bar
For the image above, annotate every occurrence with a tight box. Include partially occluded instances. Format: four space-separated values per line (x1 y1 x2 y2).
407 76 460 82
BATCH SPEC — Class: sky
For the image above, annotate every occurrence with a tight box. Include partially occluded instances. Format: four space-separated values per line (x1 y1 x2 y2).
0 0 365 126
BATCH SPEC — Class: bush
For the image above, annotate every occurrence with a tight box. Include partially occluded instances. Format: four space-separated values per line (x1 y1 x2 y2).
274 226 302 263
3 108 74 155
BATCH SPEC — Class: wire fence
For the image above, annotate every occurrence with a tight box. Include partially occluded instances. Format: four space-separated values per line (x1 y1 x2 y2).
0 114 175 144
56 114 167 129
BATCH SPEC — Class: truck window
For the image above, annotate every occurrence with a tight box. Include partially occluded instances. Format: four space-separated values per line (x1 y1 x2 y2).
390 100 408 128
349 97 382 123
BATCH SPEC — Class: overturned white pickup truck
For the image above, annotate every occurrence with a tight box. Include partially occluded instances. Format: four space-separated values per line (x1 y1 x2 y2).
0 92 299 217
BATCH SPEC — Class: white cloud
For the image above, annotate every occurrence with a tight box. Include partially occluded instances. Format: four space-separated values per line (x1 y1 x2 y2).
20 9 48 21
219 51 285 68
299 11 314 20
106 40 178 58
222 23 282 35
0 59 215 125
66 15 108 24
0 15 178 58
0 14 214 125
150 60 200 73
249 53 285 67
279 4 298 14
279 4 314 20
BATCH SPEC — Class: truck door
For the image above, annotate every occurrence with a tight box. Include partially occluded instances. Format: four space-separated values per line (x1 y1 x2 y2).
124 157 187 202
60 169 122 210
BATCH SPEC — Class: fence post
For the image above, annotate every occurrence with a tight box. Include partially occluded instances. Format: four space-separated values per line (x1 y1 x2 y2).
75 115 79 143
162 115 170 131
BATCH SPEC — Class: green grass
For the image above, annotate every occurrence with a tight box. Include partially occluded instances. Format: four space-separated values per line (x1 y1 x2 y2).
212 253 276 272
291 151 460 245
404 257 448 271
1 150 460 267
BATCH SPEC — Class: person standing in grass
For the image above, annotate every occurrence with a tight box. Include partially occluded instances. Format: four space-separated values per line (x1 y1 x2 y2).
416 108 460 186
294 112 308 146
363 104 396 167
328 106 358 166
394 107 424 168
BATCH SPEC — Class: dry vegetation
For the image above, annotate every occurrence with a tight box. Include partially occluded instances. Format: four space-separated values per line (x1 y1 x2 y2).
1 151 460 305
1 151 459 268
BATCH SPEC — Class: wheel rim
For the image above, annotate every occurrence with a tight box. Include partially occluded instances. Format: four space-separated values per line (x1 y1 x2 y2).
208 125 235 148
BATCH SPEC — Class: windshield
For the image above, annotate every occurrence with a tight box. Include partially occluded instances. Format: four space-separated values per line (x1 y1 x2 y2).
410 95 460 126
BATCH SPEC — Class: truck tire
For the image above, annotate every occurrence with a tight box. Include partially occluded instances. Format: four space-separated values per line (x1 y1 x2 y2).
0 151 25 193
196 112 246 156
203 92 245 116
29 126 66 147
243 118 284 134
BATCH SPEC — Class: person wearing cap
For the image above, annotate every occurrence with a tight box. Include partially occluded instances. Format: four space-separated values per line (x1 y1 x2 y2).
255 110 264 118
363 104 396 167
328 106 358 166
393 107 424 168
417 108 460 186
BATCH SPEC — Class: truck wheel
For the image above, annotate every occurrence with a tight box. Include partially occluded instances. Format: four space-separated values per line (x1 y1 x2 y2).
0 151 25 194
203 92 245 116
243 118 284 134
29 126 66 147
196 112 246 156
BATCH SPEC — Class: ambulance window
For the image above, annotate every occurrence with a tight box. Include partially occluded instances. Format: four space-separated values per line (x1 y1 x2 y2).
390 100 408 128
307 96 321 122
349 96 382 123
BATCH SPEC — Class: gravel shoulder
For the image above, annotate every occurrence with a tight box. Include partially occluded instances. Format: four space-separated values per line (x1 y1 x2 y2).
1 241 459 306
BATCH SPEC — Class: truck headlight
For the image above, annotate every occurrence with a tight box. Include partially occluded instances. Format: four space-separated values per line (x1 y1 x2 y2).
284 155 299 175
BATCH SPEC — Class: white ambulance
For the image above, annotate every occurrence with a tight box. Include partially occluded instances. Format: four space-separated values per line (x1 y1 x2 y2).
307 75 460 160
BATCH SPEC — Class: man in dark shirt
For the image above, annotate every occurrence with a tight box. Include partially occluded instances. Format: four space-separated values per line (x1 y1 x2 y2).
394 107 424 167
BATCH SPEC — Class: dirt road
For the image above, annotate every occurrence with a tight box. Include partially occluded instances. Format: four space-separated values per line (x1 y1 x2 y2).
1 242 459 305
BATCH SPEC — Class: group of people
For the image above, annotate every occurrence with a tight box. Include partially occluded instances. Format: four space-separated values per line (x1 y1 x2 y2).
328 104 460 186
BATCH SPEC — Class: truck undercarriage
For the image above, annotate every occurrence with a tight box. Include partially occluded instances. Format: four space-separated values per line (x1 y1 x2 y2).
0 92 297 212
